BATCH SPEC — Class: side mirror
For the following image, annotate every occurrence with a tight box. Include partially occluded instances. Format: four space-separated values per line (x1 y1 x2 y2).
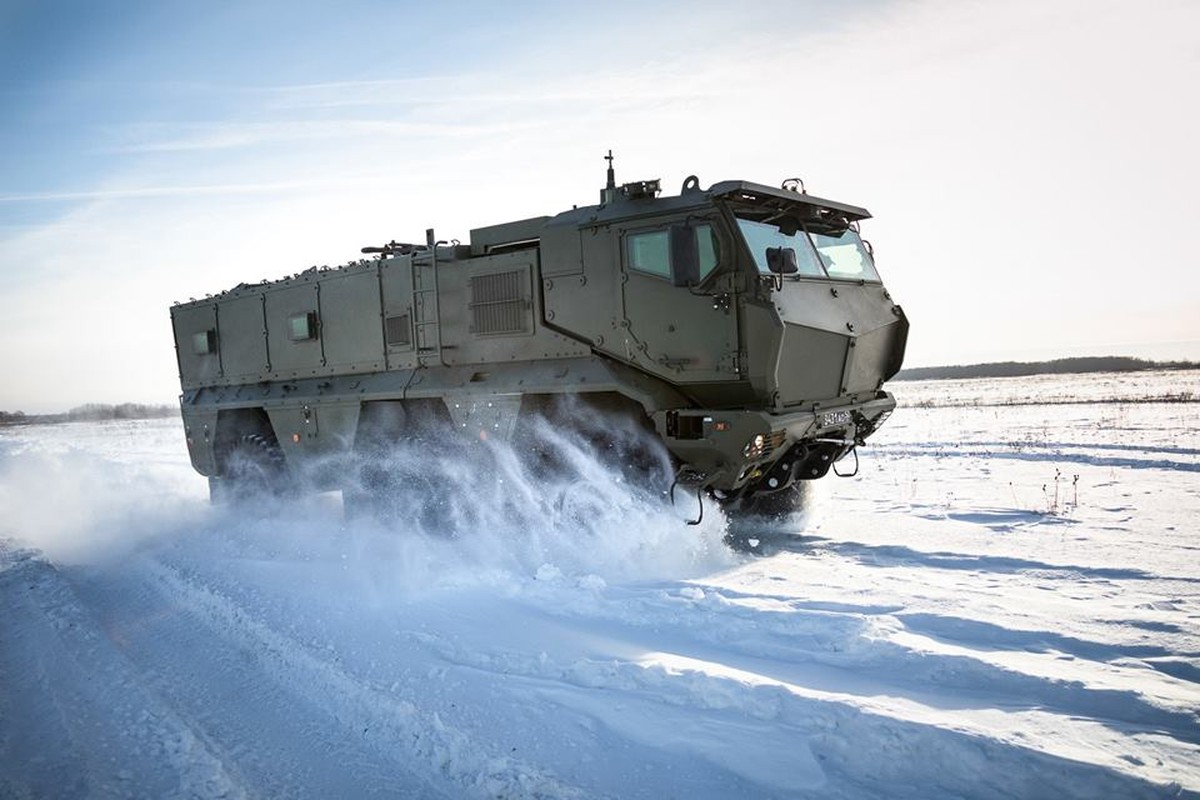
766 247 799 275
669 225 700 286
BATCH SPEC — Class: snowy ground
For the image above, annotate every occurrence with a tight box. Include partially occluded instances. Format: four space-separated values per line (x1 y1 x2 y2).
1 370 1198 799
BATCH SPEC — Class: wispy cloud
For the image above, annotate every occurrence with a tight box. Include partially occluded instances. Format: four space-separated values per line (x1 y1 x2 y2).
259 76 476 110
0 179 321 204
258 74 712 111
111 118 539 153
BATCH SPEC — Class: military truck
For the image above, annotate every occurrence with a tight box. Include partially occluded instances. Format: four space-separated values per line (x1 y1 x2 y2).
170 157 908 520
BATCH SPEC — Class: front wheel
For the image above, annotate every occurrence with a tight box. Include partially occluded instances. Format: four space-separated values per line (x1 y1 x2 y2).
719 483 811 520
718 482 818 553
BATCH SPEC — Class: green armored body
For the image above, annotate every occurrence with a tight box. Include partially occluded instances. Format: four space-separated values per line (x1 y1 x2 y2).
170 158 908 519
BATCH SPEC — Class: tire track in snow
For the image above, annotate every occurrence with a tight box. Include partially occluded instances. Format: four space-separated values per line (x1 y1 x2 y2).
0 544 248 800
136 557 590 800
69 559 421 799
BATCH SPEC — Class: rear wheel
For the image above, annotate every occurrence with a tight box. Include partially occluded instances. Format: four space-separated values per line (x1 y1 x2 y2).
210 433 288 504
344 399 456 529
511 393 673 492
343 450 441 526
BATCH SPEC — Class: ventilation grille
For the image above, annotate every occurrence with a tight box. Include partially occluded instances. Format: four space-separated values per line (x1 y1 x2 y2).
469 270 528 335
384 313 411 347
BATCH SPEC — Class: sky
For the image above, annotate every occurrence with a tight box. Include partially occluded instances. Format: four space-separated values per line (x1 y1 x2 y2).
2 0 1198 412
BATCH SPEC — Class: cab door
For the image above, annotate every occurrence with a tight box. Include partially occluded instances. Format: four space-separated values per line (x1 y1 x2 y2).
619 220 740 384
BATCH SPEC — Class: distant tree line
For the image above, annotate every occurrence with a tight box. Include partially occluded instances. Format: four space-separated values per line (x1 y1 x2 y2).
894 356 1199 381
65 403 176 421
0 403 176 426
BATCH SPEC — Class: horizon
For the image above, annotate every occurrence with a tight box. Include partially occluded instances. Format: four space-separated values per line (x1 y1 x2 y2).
3 0 1198 411
5 349 1197 416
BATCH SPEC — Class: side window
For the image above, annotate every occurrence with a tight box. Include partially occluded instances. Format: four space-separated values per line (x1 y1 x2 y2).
696 223 718 281
628 224 720 282
627 230 671 278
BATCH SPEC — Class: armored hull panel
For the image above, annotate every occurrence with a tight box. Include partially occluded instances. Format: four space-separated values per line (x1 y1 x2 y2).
171 168 908 515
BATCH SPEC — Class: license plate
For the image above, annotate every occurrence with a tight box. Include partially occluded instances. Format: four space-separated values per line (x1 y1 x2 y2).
821 410 851 428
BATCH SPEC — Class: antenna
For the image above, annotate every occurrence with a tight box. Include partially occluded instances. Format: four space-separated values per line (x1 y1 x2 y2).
601 149 618 204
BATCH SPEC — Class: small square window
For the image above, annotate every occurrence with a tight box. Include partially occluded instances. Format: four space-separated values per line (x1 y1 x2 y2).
288 312 318 341
627 230 671 278
191 329 217 355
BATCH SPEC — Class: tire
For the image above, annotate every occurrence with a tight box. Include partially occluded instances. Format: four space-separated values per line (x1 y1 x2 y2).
210 433 288 504
343 455 432 522
344 401 455 528
720 482 816 553
719 481 812 522
511 393 673 497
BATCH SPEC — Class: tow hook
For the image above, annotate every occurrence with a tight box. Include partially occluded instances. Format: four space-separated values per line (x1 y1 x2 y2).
670 466 706 526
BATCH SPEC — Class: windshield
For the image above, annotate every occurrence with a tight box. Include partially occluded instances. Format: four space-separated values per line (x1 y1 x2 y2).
735 217 880 282
810 228 880 281
735 218 824 277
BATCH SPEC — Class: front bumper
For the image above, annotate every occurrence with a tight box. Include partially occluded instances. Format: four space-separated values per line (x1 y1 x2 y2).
653 393 896 493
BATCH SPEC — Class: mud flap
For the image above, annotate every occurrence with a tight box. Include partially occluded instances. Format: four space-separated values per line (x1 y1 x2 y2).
444 395 522 443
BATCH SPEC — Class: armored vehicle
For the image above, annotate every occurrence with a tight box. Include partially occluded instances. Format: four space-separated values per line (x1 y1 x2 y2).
170 157 908 520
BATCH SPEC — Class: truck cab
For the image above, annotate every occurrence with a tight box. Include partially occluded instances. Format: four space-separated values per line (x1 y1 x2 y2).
540 175 908 503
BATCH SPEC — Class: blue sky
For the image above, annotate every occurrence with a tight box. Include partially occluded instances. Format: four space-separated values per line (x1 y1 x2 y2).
2 0 1198 411
2 1 521 215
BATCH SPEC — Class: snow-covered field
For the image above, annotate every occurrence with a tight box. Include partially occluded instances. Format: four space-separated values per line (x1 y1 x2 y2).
1 370 1197 799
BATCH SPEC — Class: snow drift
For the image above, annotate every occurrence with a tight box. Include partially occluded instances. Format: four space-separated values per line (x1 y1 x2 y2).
1 370 1197 798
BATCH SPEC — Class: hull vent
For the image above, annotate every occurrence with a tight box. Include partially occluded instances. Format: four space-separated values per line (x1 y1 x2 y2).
469 270 529 335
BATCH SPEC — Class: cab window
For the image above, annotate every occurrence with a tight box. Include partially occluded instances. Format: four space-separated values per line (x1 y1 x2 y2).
696 223 718 281
627 230 670 278
736 218 825 277
627 225 720 282
809 228 880 282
